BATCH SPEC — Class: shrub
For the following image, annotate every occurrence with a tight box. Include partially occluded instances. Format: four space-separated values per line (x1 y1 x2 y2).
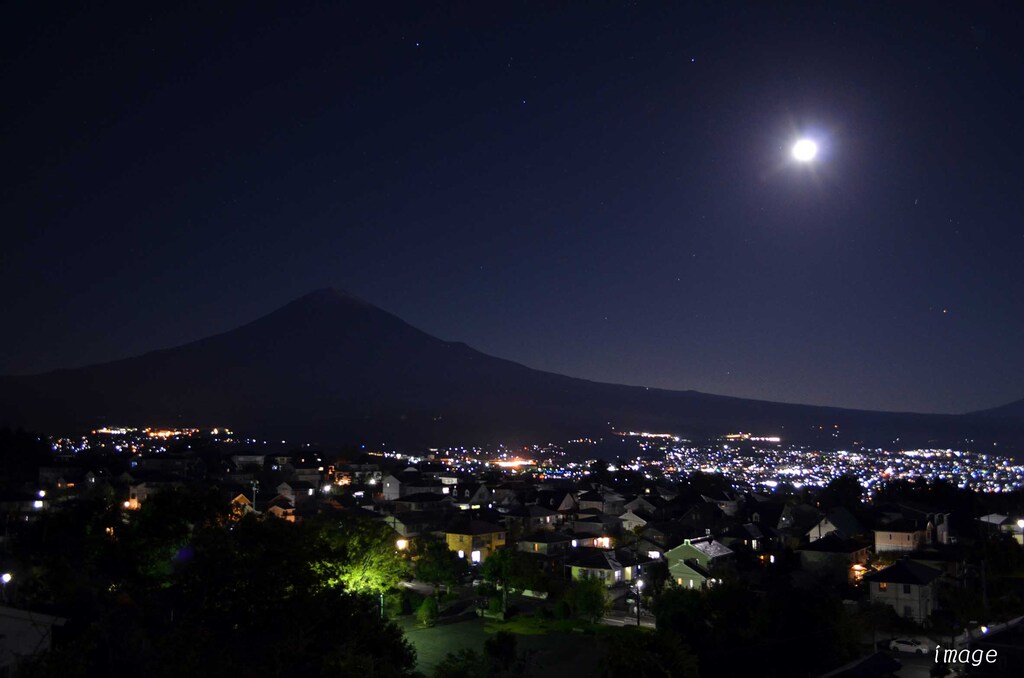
417 595 439 627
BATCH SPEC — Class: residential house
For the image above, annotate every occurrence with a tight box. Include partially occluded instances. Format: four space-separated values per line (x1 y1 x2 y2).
393 492 453 513
807 507 862 543
518 531 574 558
642 521 695 551
500 504 560 536
701 490 741 517
0 605 66 675
568 548 623 586
452 482 490 508
571 511 617 536
873 518 929 553
777 503 824 548
381 469 444 501
720 522 770 553
229 492 257 517
445 519 506 563
619 510 649 534
624 495 659 516
797 533 871 584
265 496 297 522
518 531 574 576
277 481 316 503
389 510 448 538
534 489 578 516
664 536 733 589
864 559 942 622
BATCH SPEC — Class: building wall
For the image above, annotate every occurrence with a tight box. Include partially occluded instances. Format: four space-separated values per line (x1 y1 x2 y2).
870 581 935 622
0 608 62 673
570 565 621 586
874 530 926 553
446 531 506 562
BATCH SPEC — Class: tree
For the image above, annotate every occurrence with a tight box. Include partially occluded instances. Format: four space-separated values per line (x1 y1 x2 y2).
433 649 485 678
308 517 407 595
481 549 514 612
602 628 698 678
481 549 545 607
433 633 533 678
417 595 439 627
415 539 466 594
566 577 609 623
19 511 418 678
820 474 863 510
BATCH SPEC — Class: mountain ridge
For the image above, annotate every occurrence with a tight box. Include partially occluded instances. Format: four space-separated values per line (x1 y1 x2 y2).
1 288 1022 448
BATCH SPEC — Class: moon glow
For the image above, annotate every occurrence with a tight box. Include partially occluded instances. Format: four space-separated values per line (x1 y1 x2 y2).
792 138 818 162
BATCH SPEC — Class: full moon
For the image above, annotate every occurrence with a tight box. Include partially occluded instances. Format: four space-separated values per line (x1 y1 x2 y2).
792 138 818 162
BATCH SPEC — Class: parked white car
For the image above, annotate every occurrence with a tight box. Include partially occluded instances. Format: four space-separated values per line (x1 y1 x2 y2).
888 638 930 655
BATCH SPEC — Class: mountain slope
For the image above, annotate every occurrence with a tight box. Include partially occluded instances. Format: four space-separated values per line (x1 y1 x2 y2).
1 288 1021 447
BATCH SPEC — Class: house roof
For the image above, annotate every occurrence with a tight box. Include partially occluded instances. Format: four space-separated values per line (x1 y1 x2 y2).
823 506 862 536
723 522 764 541
875 518 926 533
396 492 449 503
0 605 66 627
864 559 942 586
799 533 869 554
978 513 1010 526
778 503 825 533
670 558 711 579
688 537 733 560
283 480 315 489
445 519 504 536
568 548 621 571
521 530 573 544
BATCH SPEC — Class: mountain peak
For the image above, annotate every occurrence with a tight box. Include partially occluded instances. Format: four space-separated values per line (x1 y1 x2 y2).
292 287 371 308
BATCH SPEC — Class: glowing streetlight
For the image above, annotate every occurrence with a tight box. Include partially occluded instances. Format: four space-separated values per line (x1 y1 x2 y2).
396 538 409 551
635 578 645 626
1 572 10 603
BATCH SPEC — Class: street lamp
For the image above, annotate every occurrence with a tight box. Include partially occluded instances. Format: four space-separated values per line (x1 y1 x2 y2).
635 579 644 627
1 572 11 603
396 538 408 551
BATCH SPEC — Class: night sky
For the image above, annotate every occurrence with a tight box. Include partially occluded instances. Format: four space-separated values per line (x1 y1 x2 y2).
2 3 1022 414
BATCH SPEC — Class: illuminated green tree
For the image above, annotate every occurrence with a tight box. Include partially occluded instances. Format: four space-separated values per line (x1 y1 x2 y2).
308 517 407 595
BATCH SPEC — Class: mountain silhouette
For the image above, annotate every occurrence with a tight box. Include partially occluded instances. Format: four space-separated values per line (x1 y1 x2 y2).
1 288 1021 448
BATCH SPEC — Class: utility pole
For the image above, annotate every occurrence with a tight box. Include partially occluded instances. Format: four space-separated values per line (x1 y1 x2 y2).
981 558 989 618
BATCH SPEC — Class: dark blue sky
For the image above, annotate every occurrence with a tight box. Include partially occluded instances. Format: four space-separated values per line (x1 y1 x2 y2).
2 2 1022 414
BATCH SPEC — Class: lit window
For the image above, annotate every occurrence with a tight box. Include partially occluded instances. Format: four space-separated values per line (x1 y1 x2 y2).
878 582 888 592
458 550 465 559
471 550 481 563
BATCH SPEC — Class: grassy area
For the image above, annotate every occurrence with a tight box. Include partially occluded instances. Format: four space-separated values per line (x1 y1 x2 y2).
400 616 489 673
484 614 603 636
400 612 626 674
